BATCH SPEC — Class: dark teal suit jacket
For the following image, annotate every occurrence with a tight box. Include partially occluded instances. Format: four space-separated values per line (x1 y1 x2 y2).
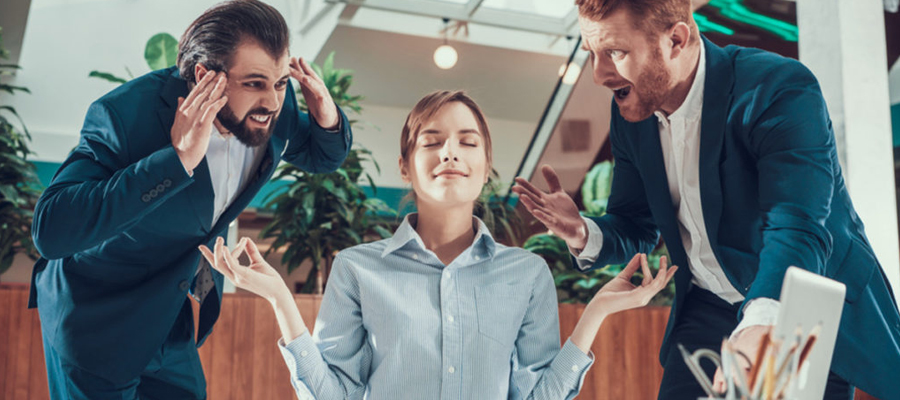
28 66 351 384
585 36 900 398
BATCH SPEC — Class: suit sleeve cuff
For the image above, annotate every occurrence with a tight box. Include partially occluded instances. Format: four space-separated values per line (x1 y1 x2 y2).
730 298 781 340
570 217 603 271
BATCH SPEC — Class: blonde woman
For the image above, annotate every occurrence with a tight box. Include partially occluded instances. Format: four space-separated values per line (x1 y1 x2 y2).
200 91 676 399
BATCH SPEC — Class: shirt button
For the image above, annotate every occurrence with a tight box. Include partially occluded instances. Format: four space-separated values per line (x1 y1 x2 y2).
412 254 419 260
447 315 454 323
474 255 480 261
571 365 579 372
300 350 308 357
448 366 455 374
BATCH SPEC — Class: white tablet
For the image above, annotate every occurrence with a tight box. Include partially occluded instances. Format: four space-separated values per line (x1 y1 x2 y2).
771 266 846 400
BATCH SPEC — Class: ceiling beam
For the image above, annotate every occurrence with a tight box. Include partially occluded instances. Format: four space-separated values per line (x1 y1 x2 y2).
328 0 573 36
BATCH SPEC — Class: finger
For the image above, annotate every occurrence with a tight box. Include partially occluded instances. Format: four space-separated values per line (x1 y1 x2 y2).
712 368 726 394
640 254 653 286
513 177 548 200
511 187 547 209
184 71 217 111
231 237 249 260
200 244 234 281
200 96 228 126
299 57 320 81
666 266 678 282
222 243 244 278
205 74 227 105
518 195 551 219
289 57 303 74
541 165 563 193
198 245 216 269
191 73 224 112
650 257 670 290
618 253 643 279
245 238 266 264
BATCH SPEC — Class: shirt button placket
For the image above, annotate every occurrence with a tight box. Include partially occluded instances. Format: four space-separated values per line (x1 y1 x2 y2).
440 268 460 400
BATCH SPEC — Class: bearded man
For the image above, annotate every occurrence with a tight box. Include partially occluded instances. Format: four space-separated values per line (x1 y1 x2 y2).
28 1 351 398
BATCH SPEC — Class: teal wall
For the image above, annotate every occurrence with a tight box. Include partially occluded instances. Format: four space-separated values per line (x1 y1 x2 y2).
893 103 900 147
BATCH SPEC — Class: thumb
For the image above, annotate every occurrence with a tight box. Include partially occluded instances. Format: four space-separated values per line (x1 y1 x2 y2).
541 165 563 193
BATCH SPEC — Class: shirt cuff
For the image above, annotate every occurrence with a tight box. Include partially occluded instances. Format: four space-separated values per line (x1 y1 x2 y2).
277 333 323 397
730 298 781 340
552 338 595 391
570 217 603 271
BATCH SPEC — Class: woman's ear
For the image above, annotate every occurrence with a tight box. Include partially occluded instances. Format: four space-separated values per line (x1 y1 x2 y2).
399 156 411 184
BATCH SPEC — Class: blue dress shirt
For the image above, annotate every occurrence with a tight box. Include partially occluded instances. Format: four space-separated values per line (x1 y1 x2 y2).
278 214 594 399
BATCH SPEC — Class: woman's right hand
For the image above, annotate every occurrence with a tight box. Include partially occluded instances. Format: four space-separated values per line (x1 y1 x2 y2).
588 253 677 317
199 236 291 304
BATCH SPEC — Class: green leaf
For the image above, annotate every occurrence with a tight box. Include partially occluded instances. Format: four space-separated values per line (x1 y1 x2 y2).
144 33 178 70
88 71 128 84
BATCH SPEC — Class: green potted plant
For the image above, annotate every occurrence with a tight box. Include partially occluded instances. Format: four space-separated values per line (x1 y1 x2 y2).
523 160 675 306
90 32 178 83
260 52 396 294
0 26 42 278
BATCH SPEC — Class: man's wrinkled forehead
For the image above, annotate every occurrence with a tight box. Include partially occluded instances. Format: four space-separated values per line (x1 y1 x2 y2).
228 45 290 81
578 10 636 51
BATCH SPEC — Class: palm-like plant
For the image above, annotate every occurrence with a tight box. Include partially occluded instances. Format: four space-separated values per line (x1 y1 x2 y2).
0 26 41 276
260 52 396 293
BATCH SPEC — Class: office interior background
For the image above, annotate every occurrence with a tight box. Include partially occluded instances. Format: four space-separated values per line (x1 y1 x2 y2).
1 0 899 398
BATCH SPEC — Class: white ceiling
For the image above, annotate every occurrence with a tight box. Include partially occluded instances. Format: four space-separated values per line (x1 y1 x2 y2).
316 25 570 122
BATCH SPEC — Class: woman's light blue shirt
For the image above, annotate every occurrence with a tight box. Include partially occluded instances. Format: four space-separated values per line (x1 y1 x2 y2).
278 214 594 399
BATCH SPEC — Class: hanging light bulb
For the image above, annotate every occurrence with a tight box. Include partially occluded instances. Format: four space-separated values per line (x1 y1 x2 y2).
434 44 458 70
434 18 458 70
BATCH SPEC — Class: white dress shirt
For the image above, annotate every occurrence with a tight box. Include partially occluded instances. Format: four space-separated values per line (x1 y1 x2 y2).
574 44 779 336
205 125 266 226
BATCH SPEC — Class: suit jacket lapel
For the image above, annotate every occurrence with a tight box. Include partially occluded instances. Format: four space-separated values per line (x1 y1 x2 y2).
698 36 734 252
157 68 214 233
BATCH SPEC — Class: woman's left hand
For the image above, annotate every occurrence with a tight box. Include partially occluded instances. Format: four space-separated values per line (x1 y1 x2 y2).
199 236 290 304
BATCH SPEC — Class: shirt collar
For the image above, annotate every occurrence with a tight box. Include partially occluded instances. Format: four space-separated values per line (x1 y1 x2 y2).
655 42 706 123
381 213 497 261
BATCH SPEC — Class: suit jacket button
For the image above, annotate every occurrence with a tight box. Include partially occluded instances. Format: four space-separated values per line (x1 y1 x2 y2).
141 194 151 202
163 179 172 187
149 189 158 197
156 184 165 192
179 280 190 291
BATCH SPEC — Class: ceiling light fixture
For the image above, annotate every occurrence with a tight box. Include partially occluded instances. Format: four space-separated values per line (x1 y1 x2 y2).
434 17 458 70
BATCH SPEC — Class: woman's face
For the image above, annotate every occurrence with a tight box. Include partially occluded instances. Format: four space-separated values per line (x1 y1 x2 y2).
401 101 490 209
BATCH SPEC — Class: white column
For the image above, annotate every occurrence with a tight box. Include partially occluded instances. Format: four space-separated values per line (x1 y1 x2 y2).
797 0 900 297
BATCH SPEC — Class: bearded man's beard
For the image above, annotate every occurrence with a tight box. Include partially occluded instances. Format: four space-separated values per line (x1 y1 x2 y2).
216 105 278 147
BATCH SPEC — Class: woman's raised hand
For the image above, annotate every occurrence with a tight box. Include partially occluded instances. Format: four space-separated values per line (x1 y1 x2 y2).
199 236 290 304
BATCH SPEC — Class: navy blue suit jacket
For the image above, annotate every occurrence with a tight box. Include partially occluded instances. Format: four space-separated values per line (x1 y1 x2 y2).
585 37 900 398
28 66 351 384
